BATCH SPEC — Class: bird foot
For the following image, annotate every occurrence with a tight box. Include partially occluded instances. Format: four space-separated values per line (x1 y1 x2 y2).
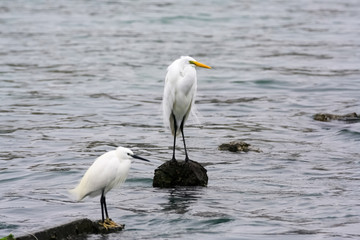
100 218 119 230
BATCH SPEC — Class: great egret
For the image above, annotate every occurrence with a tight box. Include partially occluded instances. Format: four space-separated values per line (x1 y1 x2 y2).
69 146 149 229
162 56 211 162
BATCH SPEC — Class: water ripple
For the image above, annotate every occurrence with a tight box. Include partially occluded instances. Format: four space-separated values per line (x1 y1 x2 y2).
1 0 360 239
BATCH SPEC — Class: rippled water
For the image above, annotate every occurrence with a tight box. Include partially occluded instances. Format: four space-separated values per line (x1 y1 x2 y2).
1 0 360 239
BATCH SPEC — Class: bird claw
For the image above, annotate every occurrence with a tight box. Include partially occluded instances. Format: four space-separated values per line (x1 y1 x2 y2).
100 218 119 229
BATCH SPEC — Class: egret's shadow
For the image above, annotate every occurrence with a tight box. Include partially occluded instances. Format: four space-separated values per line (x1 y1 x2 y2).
162 187 204 214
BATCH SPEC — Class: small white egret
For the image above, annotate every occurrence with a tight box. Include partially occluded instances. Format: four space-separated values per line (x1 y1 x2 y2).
162 56 211 162
69 146 149 229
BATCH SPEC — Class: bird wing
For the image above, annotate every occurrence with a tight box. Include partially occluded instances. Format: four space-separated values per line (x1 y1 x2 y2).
70 151 119 200
162 63 197 136
162 63 179 135
108 159 131 191
173 71 197 122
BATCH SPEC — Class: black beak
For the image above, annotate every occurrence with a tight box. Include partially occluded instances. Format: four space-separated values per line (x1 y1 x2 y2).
132 154 150 162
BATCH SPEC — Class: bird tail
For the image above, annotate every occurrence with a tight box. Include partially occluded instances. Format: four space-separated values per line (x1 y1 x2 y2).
188 104 201 125
68 186 83 201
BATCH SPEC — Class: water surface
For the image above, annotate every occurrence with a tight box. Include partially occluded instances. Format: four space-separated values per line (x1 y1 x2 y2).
1 0 360 239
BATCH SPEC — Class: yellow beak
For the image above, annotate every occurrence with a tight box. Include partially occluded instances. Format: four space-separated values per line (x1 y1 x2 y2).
190 60 212 69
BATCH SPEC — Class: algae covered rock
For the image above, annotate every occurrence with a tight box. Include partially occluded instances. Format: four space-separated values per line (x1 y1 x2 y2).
313 112 360 122
0 234 15 240
219 140 261 153
153 160 208 188
16 218 124 240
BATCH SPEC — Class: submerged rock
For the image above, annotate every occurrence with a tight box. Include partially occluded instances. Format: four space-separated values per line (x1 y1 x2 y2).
153 160 208 188
313 112 360 122
219 140 261 153
16 218 124 240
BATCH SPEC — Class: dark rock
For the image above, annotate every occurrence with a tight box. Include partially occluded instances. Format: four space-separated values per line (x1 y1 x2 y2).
219 140 261 153
313 112 360 122
153 160 208 188
16 218 124 240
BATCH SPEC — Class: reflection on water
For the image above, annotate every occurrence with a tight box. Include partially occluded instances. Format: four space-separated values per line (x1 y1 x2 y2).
162 187 203 214
1 0 360 239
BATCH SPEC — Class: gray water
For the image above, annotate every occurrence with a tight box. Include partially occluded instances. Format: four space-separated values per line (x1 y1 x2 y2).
1 0 360 239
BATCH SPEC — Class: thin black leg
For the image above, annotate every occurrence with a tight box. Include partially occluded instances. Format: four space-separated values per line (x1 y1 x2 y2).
171 112 177 162
180 118 189 162
100 190 105 222
103 195 109 220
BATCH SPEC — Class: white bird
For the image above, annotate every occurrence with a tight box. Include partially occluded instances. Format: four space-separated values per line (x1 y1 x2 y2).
69 146 149 229
162 56 211 162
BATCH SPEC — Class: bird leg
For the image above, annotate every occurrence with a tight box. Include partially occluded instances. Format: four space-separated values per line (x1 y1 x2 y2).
171 113 177 162
103 196 110 220
172 133 177 162
100 191 106 223
100 191 119 229
180 118 190 162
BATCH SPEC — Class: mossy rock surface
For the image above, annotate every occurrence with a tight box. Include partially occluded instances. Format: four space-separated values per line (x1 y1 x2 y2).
153 160 208 188
219 140 261 153
313 112 359 122
0 234 14 240
16 218 124 240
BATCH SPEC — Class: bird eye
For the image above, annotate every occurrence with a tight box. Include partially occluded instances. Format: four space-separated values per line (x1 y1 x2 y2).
127 153 131 156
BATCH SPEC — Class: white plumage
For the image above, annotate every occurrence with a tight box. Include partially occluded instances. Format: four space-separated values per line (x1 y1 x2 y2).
162 56 211 161
70 147 131 201
163 56 197 136
69 146 149 228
